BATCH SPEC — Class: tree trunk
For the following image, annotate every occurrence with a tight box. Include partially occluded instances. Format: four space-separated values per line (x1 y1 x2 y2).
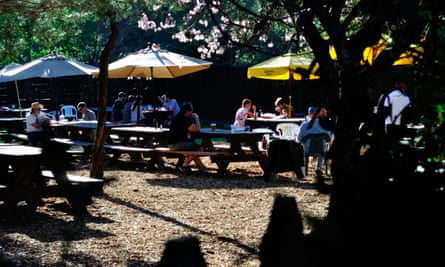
90 17 118 178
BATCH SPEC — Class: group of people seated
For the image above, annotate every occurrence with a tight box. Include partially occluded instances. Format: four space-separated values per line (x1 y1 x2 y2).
111 91 181 127
232 96 301 129
231 96 335 176
25 100 97 146
24 91 335 176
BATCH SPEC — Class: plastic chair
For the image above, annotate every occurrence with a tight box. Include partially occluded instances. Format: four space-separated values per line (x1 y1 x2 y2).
273 123 299 140
300 133 331 176
60 105 78 121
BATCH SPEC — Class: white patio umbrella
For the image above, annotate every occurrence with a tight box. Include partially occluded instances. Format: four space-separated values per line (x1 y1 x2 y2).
0 62 23 111
0 53 97 116
0 53 96 83
91 47 212 79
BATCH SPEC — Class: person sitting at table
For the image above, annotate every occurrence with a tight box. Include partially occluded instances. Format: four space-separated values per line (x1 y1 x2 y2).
297 106 334 175
122 94 135 123
274 97 294 118
158 92 180 127
26 102 52 147
130 95 145 123
77 102 96 121
77 101 97 141
168 101 207 174
233 98 256 128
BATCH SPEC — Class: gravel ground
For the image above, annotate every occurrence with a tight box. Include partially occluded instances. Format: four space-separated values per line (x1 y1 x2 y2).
0 156 329 266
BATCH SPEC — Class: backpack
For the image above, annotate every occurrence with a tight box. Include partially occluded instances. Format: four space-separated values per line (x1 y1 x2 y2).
374 90 413 129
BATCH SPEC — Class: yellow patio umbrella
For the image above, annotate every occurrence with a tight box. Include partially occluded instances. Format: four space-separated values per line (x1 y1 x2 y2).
247 53 320 117
360 39 424 66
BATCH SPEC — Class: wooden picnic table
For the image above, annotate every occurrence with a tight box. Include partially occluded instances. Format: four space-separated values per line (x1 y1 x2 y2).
196 127 274 174
0 117 26 133
0 144 42 192
109 125 169 147
245 117 305 131
142 109 172 127
0 143 103 215
107 126 169 163
49 120 136 141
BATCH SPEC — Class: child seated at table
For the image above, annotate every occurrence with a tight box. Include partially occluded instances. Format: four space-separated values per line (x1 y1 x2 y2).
233 98 256 128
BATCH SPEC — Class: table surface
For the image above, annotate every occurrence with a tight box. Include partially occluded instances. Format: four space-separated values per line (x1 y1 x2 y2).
111 126 169 133
0 117 26 122
199 127 273 136
246 117 305 123
50 120 136 129
0 144 41 156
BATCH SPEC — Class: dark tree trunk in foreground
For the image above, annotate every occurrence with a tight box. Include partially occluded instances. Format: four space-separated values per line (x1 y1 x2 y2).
90 17 118 179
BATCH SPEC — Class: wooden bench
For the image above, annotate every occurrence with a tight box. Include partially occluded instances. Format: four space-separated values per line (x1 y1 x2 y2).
49 138 95 162
153 146 231 157
153 147 267 175
8 133 29 143
41 170 104 185
103 144 158 163
40 169 105 215
51 138 94 148
212 143 266 153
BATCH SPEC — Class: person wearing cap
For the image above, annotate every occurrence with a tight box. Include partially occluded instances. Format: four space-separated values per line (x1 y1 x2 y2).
274 97 294 118
383 81 412 143
26 102 51 146
111 91 127 122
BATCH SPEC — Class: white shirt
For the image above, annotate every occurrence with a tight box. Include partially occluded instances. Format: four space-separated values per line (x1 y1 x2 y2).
384 89 411 125
26 113 48 133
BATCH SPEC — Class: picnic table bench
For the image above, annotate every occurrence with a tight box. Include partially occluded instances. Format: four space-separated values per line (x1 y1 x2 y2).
153 146 267 175
0 143 104 216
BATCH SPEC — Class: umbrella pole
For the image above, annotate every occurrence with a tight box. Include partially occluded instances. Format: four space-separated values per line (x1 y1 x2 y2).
14 80 23 118
288 78 292 118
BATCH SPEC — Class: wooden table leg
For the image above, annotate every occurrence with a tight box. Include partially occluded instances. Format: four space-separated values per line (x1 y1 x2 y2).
214 158 229 175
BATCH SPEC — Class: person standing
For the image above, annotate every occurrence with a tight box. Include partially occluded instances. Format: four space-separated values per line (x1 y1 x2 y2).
233 98 256 128
168 102 207 173
122 95 135 123
26 102 51 147
111 91 127 122
383 81 412 143
130 95 145 123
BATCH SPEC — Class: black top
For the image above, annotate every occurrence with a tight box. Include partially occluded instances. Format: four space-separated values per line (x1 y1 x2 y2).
168 114 194 144
111 99 125 122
